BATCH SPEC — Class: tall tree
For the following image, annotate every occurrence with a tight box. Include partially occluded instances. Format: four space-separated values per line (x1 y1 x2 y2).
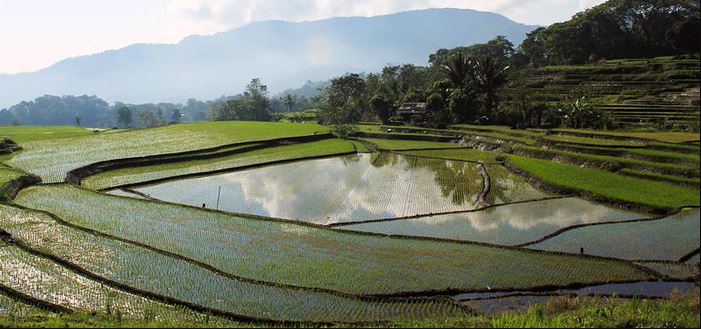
116 106 133 128
442 52 472 89
243 78 272 121
283 94 297 112
321 73 367 125
473 57 510 119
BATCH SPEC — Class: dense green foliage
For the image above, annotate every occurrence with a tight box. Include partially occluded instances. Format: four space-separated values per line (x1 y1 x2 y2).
208 79 273 122
519 0 700 66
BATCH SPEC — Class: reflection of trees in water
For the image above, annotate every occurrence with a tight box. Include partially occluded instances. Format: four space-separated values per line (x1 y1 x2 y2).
370 152 400 168
487 166 548 204
339 154 362 166
410 156 482 206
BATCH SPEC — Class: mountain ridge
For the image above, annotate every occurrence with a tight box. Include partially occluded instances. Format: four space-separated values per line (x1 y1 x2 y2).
0 8 537 107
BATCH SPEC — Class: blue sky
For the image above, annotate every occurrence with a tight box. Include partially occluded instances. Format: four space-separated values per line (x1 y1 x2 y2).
0 0 605 74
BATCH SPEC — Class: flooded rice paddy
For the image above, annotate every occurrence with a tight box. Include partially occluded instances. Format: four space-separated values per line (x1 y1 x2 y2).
134 153 550 224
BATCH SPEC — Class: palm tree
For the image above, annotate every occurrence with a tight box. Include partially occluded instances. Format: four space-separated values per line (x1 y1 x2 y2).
442 52 472 89
473 56 510 117
283 94 297 112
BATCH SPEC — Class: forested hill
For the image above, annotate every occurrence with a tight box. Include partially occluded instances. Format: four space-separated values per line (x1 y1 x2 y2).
0 8 536 108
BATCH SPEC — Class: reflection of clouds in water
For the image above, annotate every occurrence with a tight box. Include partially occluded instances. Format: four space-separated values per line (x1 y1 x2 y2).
208 154 483 223
413 198 641 232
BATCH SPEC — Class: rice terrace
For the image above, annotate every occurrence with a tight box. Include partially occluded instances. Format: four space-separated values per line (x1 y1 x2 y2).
1 0 700 328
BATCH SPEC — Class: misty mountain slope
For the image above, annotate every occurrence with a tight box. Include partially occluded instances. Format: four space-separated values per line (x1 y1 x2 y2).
0 8 537 107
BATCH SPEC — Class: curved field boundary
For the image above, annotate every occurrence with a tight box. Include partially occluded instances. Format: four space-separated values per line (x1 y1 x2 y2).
618 170 699 189
14 187 661 297
545 144 699 168
2 204 474 322
678 248 701 263
515 213 679 248
2 233 402 326
0 174 41 200
328 196 572 228
545 138 699 155
0 282 73 314
353 132 457 143
502 159 695 214
388 150 483 164
98 151 358 192
65 133 334 185
547 129 699 145
5 204 380 300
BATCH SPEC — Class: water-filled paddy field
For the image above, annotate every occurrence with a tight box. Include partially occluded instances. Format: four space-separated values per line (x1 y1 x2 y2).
2 123 700 325
132 153 550 224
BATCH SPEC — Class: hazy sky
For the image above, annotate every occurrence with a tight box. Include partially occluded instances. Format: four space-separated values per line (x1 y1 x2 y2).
0 0 605 74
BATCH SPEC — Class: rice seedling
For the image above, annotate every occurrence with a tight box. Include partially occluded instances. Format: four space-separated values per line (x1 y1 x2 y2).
0 205 466 322
528 208 700 260
15 184 651 295
82 139 355 190
6 121 327 183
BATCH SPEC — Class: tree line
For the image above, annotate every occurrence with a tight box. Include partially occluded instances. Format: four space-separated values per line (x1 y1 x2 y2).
2 0 697 130
312 0 699 131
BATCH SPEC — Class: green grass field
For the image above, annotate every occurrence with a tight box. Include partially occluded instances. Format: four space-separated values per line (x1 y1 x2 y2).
5 121 328 182
0 125 95 144
0 166 24 185
514 145 699 178
505 155 700 209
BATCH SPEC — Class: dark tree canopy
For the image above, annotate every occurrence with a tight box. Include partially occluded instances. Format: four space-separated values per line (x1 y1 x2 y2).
520 0 700 66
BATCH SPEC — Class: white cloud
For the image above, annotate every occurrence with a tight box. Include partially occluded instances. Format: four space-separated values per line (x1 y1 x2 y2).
166 0 604 32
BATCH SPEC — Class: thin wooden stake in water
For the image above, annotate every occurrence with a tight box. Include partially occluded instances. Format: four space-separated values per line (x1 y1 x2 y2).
216 186 221 210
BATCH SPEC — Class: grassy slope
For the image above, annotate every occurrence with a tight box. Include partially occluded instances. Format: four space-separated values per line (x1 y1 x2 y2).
1 294 698 328
1 126 95 162
619 168 701 185
82 139 357 190
506 155 699 209
0 166 23 185
5 122 328 182
0 125 95 144
359 138 462 150
544 135 645 147
515 145 699 175
552 128 700 144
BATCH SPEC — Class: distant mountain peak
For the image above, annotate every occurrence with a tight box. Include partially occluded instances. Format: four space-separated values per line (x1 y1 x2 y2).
0 8 536 108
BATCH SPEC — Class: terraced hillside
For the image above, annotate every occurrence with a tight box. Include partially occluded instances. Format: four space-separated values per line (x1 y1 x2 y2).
0 122 699 326
511 56 700 129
